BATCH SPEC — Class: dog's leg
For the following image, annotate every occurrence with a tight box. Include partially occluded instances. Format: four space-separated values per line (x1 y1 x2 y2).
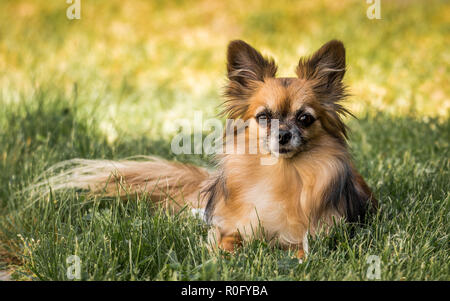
285 243 306 263
291 232 310 262
296 249 305 260
218 232 242 252
206 227 242 253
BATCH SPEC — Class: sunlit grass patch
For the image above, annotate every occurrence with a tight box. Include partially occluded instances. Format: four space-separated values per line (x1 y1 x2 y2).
0 0 448 280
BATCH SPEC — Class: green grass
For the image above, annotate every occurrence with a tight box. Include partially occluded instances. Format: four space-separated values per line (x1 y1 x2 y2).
0 0 449 280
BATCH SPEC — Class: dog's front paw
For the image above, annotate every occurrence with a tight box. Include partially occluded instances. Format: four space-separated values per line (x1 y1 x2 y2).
218 233 242 253
296 249 305 263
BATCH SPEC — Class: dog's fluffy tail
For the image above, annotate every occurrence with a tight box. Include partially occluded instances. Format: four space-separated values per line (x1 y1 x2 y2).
27 156 211 211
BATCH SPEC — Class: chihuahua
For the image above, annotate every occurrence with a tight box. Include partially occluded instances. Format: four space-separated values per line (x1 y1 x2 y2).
39 40 377 259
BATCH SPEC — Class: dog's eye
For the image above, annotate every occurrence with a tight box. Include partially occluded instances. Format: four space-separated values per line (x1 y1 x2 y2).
297 113 315 127
256 112 271 123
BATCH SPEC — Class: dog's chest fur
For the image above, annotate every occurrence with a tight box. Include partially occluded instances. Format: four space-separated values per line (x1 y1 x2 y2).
211 147 343 247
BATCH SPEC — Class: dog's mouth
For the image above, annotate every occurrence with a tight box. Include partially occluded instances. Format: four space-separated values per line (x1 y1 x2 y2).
278 147 292 154
273 146 297 158
266 136 303 158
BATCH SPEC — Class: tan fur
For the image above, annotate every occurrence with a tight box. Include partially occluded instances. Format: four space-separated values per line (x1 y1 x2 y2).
209 106 348 251
31 156 210 212
32 40 376 259
205 40 376 255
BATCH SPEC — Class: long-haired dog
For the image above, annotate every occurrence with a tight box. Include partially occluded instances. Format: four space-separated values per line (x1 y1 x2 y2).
35 40 377 259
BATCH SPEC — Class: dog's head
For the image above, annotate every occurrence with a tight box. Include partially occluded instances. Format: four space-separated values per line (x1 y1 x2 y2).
223 40 350 158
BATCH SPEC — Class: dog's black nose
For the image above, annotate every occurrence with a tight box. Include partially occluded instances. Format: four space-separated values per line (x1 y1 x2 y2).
278 130 292 145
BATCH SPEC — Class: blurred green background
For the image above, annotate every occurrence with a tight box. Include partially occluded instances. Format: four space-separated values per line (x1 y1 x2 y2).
0 0 449 280
1 0 448 144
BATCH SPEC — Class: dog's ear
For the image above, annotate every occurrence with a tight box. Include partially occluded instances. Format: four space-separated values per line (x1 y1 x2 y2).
296 40 346 102
224 40 277 118
227 40 277 86
297 40 349 142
